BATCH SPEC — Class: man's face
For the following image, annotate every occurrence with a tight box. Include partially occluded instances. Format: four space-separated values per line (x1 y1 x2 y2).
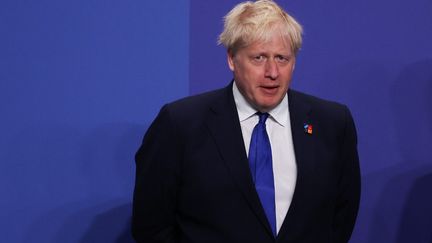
228 33 296 112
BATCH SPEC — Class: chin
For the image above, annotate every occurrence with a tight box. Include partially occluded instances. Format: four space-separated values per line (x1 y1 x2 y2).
256 102 277 112
262 98 279 107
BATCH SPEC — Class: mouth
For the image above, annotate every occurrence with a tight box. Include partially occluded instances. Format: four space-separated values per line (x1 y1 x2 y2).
259 85 279 95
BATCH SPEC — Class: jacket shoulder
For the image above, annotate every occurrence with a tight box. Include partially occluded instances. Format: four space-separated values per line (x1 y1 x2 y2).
289 89 351 118
290 89 347 110
167 87 227 112
156 86 232 127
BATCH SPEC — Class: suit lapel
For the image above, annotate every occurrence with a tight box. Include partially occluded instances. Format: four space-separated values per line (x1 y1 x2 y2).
277 89 315 240
205 85 275 237
205 87 317 238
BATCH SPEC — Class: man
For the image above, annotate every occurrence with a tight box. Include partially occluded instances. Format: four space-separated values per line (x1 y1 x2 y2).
132 0 360 242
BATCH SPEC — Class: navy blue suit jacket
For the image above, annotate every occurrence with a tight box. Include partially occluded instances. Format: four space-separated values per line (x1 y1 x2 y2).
132 83 360 243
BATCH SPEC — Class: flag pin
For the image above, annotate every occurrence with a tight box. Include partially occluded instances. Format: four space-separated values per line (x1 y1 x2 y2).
304 123 313 135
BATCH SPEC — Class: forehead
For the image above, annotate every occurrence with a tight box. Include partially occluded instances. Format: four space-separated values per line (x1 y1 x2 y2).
243 34 292 54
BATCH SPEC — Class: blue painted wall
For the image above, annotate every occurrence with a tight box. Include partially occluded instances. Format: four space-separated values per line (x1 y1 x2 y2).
1 0 431 242
0 0 189 242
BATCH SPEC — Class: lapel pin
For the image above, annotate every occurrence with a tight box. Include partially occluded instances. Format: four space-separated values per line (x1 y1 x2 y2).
303 123 313 135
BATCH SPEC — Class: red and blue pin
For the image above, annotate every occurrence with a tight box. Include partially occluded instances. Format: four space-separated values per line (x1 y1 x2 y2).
304 123 313 135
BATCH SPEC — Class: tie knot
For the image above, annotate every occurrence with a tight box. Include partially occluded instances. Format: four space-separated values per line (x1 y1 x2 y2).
257 112 269 124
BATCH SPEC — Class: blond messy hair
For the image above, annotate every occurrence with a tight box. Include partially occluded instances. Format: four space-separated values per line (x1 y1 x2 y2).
218 0 303 55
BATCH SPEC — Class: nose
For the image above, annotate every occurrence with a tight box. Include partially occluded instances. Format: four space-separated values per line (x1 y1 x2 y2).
264 59 279 80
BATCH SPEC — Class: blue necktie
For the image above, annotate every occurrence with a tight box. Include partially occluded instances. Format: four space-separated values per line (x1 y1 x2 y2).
248 112 276 236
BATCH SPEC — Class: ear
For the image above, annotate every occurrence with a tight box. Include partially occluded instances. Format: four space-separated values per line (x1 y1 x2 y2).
227 51 235 71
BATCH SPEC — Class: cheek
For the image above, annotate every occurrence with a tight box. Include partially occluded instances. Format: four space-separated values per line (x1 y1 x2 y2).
242 66 264 82
235 66 259 84
281 67 295 82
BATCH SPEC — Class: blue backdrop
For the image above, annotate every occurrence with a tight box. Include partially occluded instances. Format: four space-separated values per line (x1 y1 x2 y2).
1 0 431 242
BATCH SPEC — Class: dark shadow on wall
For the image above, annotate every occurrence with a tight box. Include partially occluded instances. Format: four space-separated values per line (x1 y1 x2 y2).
18 122 148 243
20 200 135 243
391 60 432 164
40 201 135 243
366 166 432 243
390 60 432 243
73 123 149 243
79 204 134 243
357 60 432 243
74 123 148 243
396 173 432 243
366 60 432 243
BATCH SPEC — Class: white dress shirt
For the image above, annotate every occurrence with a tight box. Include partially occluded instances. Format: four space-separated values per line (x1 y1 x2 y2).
232 82 297 233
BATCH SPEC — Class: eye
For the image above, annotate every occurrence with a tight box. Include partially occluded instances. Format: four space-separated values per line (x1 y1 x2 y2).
252 55 266 62
275 55 290 63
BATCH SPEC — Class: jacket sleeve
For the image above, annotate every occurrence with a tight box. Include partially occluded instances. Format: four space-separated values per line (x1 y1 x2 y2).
132 105 181 243
333 106 361 243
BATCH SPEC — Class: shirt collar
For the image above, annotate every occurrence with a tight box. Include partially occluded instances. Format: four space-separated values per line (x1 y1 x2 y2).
232 81 289 127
